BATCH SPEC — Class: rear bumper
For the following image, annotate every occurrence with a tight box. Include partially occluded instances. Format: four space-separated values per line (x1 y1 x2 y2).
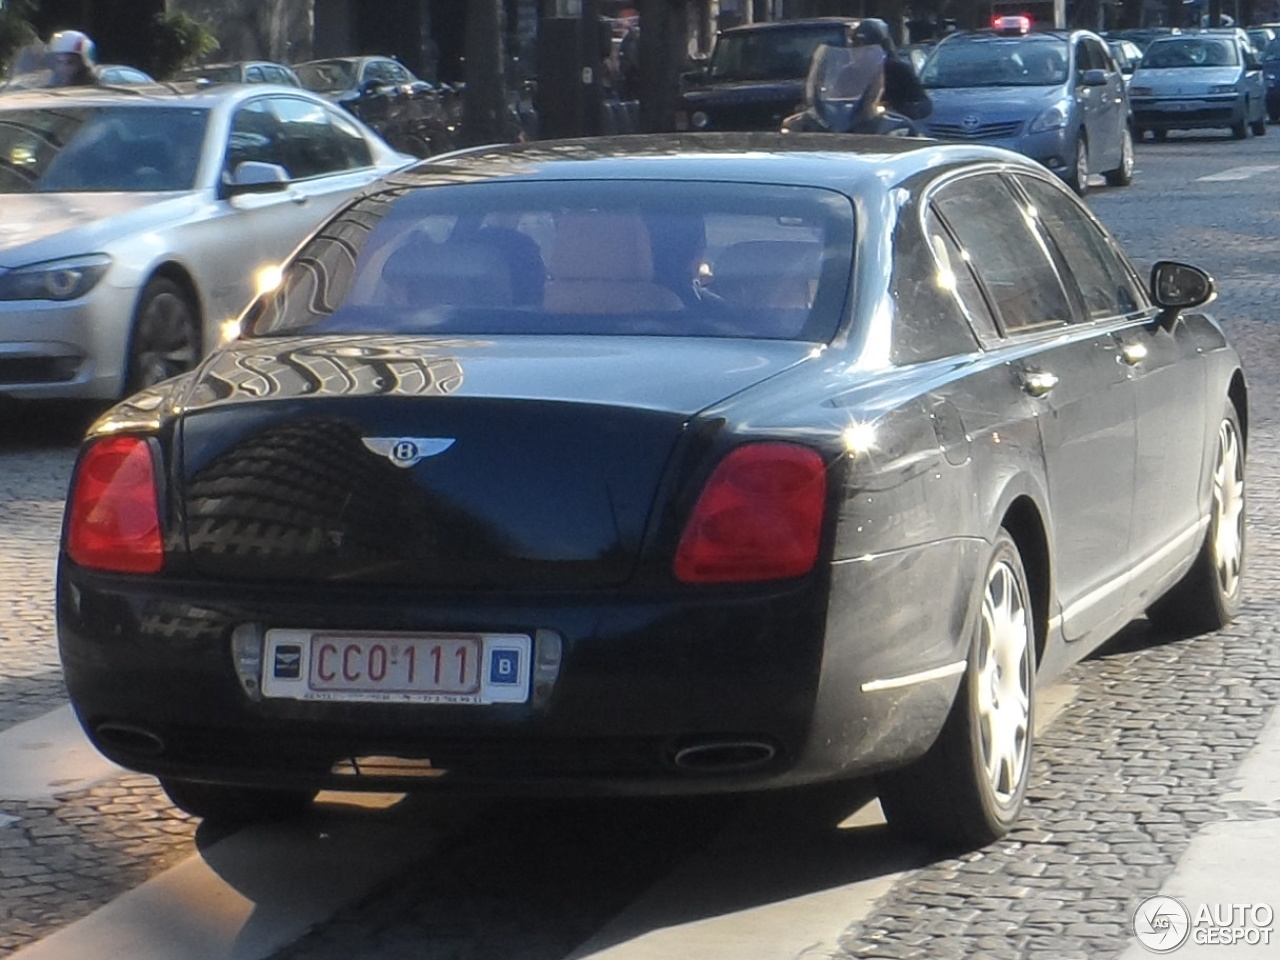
57 557 960 796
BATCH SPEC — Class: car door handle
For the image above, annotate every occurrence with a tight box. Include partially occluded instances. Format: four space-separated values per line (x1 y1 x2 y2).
287 189 308 205
1019 369 1059 397
1119 341 1148 365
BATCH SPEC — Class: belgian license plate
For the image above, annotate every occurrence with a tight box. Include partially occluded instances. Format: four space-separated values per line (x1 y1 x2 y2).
260 630 532 704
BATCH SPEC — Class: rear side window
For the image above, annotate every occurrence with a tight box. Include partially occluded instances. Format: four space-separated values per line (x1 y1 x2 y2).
245 180 856 342
930 173 1073 333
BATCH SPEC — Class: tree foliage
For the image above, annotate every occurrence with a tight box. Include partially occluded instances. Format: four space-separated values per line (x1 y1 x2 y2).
0 0 39 78
145 10 219 80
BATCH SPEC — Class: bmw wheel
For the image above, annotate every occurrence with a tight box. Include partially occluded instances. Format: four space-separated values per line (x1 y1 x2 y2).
1147 402 1245 635
1066 135 1089 196
126 276 201 396
878 529 1036 848
1104 127 1135 187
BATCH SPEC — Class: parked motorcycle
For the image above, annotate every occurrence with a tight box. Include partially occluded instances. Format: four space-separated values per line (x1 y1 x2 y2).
780 44 919 136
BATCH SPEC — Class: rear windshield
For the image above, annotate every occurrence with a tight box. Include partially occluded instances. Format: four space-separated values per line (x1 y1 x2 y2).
0 105 208 193
244 179 855 342
708 25 851 81
296 61 358 93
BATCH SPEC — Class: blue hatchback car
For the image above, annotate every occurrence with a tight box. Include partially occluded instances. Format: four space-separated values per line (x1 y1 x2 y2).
920 22 1134 195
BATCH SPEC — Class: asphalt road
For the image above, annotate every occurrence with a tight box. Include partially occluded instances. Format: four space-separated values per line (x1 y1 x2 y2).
1 128 1279 960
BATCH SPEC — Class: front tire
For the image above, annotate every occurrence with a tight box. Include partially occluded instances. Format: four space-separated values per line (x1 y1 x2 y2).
125 276 200 396
1104 127 1135 187
160 778 316 824
1066 134 1089 196
1146 402 1245 635
878 530 1036 848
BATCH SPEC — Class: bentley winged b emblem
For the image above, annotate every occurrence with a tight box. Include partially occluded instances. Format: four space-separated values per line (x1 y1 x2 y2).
362 437 456 468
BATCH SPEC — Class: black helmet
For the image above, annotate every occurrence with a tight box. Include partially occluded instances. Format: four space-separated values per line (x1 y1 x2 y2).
849 19 894 54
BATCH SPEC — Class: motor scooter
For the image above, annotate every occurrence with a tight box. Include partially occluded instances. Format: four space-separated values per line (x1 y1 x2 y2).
780 44 919 136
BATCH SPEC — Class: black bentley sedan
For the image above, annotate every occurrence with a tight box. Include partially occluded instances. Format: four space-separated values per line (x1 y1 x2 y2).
57 134 1246 847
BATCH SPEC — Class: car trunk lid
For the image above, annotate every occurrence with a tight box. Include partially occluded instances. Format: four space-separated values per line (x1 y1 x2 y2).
175 334 814 588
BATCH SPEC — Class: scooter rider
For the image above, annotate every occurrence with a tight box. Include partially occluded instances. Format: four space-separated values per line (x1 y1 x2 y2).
47 29 99 87
846 19 932 125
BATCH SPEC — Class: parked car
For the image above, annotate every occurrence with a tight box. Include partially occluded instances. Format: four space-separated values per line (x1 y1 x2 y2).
1129 31 1266 139
0 84 411 402
57 133 1246 848
1103 26 1181 52
1263 37 1280 120
1107 38 1145 82
294 55 455 157
675 17 859 131
176 60 302 87
98 64 155 85
920 22 1134 195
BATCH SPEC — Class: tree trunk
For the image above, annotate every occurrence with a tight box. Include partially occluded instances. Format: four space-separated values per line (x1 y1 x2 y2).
462 0 509 146
637 0 689 133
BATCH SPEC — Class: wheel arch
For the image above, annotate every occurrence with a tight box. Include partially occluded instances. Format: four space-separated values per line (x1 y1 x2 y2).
139 263 206 355
1000 495 1050 672
1229 371 1248 450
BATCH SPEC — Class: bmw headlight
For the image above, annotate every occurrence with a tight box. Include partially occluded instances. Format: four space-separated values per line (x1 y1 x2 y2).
0 255 111 302
1029 103 1069 133
1208 84 1238 94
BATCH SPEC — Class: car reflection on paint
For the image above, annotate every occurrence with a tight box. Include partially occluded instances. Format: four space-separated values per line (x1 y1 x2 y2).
57 133 1245 849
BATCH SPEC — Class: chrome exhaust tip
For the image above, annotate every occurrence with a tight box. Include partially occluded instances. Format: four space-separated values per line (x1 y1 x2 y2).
93 722 166 757
671 739 778 773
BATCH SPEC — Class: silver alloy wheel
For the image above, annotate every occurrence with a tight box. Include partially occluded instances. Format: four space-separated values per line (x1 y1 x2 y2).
974 555 1033 806
1212 416 1245 601
130 282 199 391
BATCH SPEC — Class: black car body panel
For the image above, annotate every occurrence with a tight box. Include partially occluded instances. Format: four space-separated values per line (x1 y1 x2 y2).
676 19 858 132
57 134 1245 806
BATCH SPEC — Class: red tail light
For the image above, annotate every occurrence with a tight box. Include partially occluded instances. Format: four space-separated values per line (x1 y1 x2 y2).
675 443 827 583
66 436 163 574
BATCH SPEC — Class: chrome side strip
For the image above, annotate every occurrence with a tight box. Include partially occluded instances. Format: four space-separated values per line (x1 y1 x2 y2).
1057 519 1208 632
861 660 967 693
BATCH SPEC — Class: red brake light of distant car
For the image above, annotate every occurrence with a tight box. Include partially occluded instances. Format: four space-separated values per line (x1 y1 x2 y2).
66 437 163 574
675 443 827 583
993 14 1033 34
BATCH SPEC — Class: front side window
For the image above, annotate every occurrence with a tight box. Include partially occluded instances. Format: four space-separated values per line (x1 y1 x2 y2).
930 173 1073 333
1015 175 1146 320
0 106 208 193
245 180 855 342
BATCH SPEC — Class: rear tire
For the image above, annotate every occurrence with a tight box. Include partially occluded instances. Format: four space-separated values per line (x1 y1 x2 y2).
878 530 1036 848
1146 402 1245 635
1251 116 1267 137
1153 128 1168 142
159 778 316 824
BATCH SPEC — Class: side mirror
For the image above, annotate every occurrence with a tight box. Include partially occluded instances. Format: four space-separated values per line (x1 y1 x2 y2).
223 161 290 197
1081 68 1109 86
1150 260 1215 313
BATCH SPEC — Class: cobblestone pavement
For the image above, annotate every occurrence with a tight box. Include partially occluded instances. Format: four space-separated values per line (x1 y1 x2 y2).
0 139 1278 960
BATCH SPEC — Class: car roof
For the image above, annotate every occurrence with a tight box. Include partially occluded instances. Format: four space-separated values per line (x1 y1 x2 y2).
0 83 321 109
719 17 859 36
386 133 1044 195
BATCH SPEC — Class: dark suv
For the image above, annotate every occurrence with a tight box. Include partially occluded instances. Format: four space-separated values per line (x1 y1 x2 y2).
675 18 858 132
